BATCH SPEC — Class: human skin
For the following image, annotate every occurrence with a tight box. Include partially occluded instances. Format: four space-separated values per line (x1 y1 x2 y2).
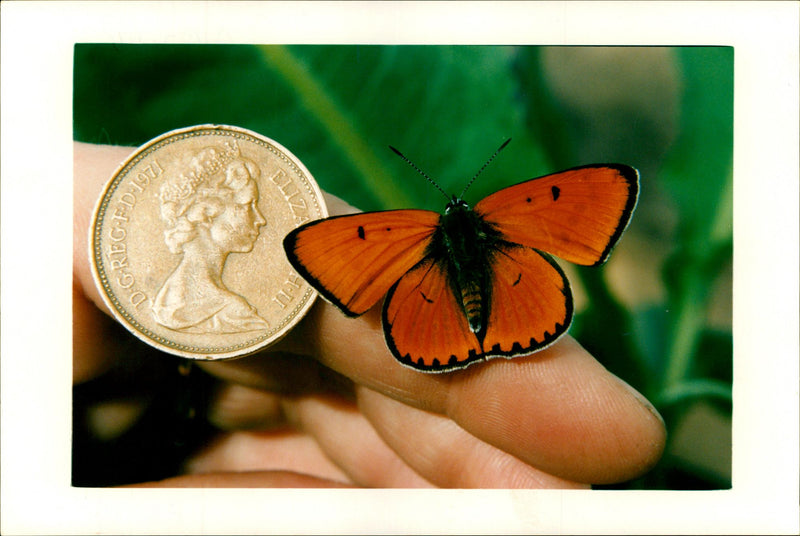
74 142 666 488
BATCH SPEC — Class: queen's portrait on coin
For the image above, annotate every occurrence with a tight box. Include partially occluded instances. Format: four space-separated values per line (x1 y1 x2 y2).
153 143 270 334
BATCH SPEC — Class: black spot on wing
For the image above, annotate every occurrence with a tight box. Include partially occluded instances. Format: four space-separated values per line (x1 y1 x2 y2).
420 291 434 303
551 185 560 201
357 225 365 240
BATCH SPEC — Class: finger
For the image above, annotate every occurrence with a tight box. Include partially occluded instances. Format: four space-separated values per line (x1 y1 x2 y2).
196 351 352 397
73 142 137 313
204 383 432 488
357 386 588 489
281 304 666 485
183 429 352 485
73 277 119 384
280 393 435 488
73 143 142 384
206 383 286 431
123 470 354 488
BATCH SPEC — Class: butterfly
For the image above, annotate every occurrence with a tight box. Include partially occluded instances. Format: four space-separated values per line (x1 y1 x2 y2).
283 139 639 373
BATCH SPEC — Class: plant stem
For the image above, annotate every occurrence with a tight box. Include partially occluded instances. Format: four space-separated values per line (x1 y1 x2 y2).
257 45 412 209
662 272 707 389
661 171 733 393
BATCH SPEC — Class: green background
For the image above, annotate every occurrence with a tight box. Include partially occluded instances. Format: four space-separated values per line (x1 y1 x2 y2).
73 44 733 489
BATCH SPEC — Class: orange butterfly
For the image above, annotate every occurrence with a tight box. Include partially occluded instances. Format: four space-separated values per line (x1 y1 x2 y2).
283 140 639 373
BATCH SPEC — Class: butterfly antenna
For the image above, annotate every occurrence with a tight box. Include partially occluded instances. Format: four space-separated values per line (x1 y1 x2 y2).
389 145 450 200
459 138 512 199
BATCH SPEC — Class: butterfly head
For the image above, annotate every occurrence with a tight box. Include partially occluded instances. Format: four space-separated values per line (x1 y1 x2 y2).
444 196 470 214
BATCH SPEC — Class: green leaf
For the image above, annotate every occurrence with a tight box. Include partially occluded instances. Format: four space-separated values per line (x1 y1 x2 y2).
660 47 734 240
630 305 671 379
692 329 733 384
74 44 546 213
658 47 733 393
657 378 732 408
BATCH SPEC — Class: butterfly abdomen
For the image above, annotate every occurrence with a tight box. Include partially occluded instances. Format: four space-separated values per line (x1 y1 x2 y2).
430 199 503 342
460 279 484 333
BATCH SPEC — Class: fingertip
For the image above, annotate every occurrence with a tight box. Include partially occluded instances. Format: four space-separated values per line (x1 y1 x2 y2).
592 373 667 483
441 336 667 484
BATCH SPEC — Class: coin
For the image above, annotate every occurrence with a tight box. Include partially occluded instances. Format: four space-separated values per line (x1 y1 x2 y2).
89 125 328 360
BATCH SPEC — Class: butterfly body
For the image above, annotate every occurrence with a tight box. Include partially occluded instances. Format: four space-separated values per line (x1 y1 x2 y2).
428 198 500 339
284 146 639 373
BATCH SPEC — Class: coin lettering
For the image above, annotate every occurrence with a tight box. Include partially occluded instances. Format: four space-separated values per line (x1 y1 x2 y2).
273 270 305 310
269 169 311 225
90 125 327 360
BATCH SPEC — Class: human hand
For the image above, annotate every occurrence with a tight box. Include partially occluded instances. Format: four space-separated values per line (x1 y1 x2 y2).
74 142 666 488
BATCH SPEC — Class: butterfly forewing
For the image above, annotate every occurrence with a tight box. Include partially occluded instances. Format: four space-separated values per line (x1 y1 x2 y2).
475 165 639 266
284 210 439 316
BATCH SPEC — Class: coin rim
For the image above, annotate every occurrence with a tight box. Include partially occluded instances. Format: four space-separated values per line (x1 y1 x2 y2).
88 124 328 360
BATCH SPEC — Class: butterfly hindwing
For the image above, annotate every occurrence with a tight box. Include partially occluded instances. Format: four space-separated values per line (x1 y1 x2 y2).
482 245 573 358
475 164 639 266
382 244 572 372
383 257 484 372
284 210 440 316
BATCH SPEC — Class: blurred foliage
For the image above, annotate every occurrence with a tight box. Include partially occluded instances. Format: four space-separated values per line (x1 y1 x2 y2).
514 46 733 489
74 44 547 211
74 44 733 489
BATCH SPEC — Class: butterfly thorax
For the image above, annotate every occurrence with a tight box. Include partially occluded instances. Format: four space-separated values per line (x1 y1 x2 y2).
430 198 502 343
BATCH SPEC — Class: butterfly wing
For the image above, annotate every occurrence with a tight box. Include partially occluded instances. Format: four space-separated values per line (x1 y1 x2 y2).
482 245 573 358
475 164 639 266
382 244 572 372
382 257 484 372
286 164 636 373
283 210 440 316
